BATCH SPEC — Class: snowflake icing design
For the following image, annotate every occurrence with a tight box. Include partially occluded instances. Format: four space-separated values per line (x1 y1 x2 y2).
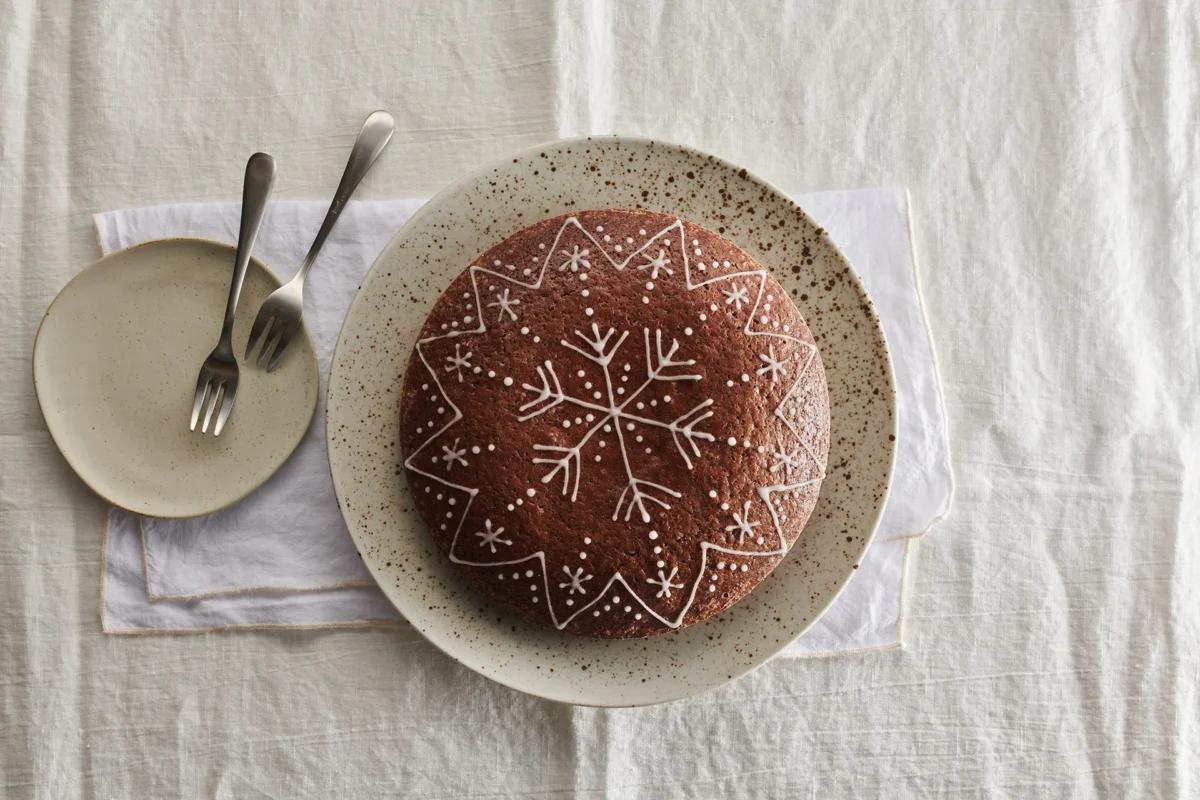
444 343 473 382
487 288 521 322
646 565 684 598
440 438 468 471
724 500 760 543
722 284 750 310
637 248 673 279
558 565 593 595
475 519 511 552
770 446 803 474
558 245 591 272
756 344 786 382
518 324 715 523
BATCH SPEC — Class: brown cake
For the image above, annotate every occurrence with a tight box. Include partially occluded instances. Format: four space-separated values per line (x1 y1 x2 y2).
398 209 830 638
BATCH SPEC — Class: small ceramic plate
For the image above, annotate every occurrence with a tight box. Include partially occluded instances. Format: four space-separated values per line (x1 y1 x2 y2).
327 138 896 706
34 239 318 518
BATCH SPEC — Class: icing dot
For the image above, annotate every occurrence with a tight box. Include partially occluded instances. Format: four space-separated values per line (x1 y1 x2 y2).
624 363 631 372
596 225 604 232
436 407 445 414
421 384 428 390
511 572 520 579
530 584 538 591
656 560 665 568
699 313 707 321
583 537 592 544
635 613 643 620
708 490 718 498
760 315 769 323
493 260 501 266
487 370 496 378
717 561 726 569
638 229 646 235
520 326 530 335
531 597 539 603
585 307 594 316
694 248 702 255
604 604 611 611
471 446 481 454
579 552 586 559
506 504 514 511
648 530 658 540
644 447 652 454
472 366 482 374
720 502 730 511
756 537 765 545
727 437 738 446
741 373 750 382
503 377 514 386
726 380 736 387
562 420 572 428
684 327 693 336
516 498 523 506
593 611 600 617
710 303 718 312
532 336 540 343
624 606 632 613
626 423 635 431
642 296 650 304
741 564 750 572
526 488 536 497
594 454 602 462
635 435 644 442
645 281 654 290
614 244 622 252
538 243 545 250
708 585 716 593
692 239 699 246
566 599 574 606
611 595 620 604
579 273 588 281
487 444 495 451
448 498 456 506
581 289 590 297
663 395 671 402
653 546 662 554
593 391 603 400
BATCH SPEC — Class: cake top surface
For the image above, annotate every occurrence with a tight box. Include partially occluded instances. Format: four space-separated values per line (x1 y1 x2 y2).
399 209 830 638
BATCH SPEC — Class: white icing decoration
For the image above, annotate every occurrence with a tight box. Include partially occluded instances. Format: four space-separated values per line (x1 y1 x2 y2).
475 519 511 552
518 325 714 519
444 343 473 383
404 215 828 632
637 249 673 278
559 565 592 594
440 438 467 471
724 500 760 543
756 344 786 382
488 288 521 321
558 245 591 272
722 284 750 310
646 565 683 598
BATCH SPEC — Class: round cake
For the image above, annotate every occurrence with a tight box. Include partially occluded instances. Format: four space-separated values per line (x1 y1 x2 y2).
398 209 830 638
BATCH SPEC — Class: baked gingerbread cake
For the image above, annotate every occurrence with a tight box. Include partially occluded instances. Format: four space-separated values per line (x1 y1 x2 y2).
399 209 829 638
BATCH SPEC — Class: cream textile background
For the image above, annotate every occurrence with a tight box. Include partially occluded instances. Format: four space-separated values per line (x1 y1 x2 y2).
1 1 1197 796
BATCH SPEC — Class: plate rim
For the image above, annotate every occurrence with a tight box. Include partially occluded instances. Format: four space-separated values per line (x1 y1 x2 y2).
32 236 319 519
327 135 897 706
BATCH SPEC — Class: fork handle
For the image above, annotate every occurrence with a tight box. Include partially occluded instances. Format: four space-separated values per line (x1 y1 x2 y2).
220 152 276 349
296 110 395 281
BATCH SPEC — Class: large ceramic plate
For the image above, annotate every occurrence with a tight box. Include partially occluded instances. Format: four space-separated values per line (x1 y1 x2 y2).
327 138 895 705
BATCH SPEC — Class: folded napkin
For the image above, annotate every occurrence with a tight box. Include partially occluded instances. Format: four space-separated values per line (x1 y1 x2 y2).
99 189 951 658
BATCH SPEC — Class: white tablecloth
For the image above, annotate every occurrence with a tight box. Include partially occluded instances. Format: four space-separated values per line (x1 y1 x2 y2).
2 1 1196 796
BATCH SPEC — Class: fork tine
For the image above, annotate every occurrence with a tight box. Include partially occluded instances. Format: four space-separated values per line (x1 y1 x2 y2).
245 313 273 361
190 376 211 431
265 327 294 372
201 381 223 434
256 324 284 370
213 381 237 436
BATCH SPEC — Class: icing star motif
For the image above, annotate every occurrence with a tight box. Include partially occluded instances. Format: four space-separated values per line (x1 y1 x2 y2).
724 500 759 543
444 343 474 382
558 245 591 272
487 288 520 322
440 438 468 471
756 344 786 382
646 565 683 598
559 565 593 595
637 248 673 279
474 519 511 552
770 446 802 474
722 284 750 310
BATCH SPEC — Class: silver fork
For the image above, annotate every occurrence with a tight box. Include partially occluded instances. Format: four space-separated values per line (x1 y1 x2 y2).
245 110 395 370
189 151 276 435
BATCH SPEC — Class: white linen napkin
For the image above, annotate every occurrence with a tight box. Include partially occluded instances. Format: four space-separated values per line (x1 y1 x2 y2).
98 189 950 658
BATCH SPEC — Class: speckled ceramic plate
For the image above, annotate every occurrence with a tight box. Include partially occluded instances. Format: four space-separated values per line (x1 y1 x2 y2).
327 137 895 706
34 239 319 518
